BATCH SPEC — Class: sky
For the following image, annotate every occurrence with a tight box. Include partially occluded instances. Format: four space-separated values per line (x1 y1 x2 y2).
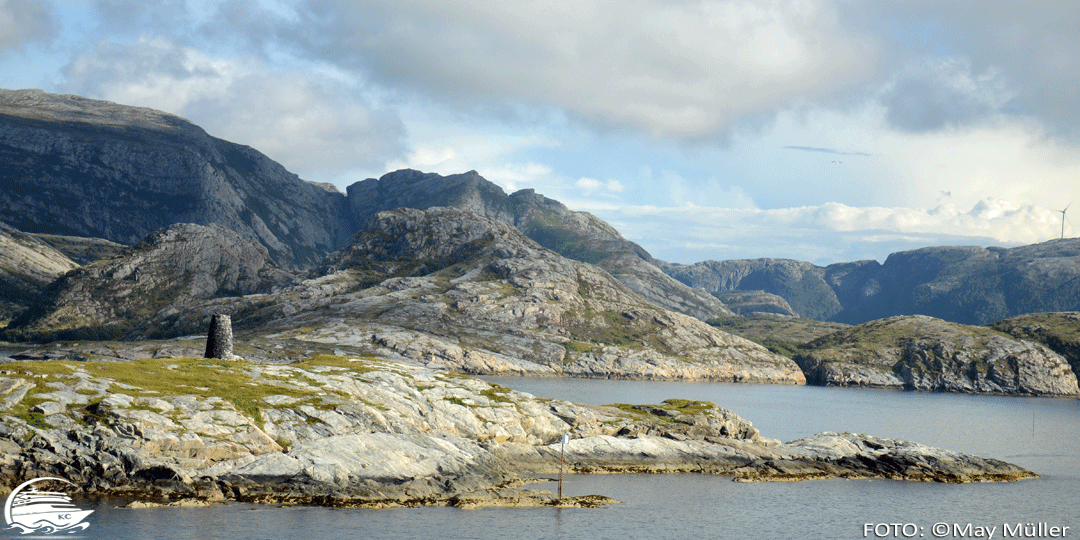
2 0 1079 265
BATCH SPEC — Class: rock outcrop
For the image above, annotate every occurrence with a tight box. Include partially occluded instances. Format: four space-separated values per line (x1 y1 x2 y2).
6 223 294 340
0 354 1036 508
989 312 1080 382
0 89 355 268
712 290 798 317
795 315 1079 396
155 208 804 383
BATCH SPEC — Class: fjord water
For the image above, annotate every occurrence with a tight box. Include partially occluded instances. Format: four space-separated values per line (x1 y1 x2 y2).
62 379 1080 539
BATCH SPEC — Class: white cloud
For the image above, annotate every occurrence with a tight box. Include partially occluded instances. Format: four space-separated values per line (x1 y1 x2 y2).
576 177 624 195
0 0 55 54
60 36 406 179
576 197 1068 265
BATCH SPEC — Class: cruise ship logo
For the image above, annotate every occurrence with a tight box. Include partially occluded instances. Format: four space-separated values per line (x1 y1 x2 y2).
3 477 92 535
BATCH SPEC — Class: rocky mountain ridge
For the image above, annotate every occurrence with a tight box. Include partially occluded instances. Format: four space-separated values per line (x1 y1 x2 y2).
4 207 801 383
345 169 732 320
664 239 1080 325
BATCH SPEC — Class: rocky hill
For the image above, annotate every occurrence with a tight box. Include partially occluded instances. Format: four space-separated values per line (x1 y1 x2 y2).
794 315 1079 396
346 169 731 321
103 208 802 383
6 223 294 341
0 89 355 268
664 239 1080 325
0 353 1036 508
0 222 79 322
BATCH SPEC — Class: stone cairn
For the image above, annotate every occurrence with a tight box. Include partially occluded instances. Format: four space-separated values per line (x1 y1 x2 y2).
204 314 234 359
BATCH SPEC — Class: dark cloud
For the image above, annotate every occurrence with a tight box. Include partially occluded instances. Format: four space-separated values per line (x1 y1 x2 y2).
0 0 56 54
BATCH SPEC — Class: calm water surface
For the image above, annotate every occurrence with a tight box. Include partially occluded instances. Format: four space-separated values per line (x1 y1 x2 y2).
9 378 1080 540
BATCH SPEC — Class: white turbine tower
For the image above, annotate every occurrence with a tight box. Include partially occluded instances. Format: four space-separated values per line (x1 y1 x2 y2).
1058 202 1072 239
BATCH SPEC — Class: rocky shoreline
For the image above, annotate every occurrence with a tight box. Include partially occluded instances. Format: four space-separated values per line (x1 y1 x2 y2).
0 353 1036 509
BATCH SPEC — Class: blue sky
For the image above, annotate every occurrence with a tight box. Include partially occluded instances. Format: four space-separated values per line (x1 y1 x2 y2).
3 1 1079 265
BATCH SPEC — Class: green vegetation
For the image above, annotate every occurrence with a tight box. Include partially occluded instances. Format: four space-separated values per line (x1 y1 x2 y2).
480 384 513 404
0 353 395 430
707 315 849 358
606 398 718 422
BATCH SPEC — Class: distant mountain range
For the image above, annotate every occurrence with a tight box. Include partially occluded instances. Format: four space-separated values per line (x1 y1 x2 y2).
662 240 1080 325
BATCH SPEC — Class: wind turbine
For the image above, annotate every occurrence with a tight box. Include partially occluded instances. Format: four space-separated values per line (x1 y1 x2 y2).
1058 202 1072 239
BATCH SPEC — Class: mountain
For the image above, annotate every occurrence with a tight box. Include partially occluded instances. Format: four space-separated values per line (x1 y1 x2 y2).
794 315 1078 396
0 89 726 320
6 223 294 341
80 208 801 383
663 239 1080 325
346 169 732 321
0 89 355 268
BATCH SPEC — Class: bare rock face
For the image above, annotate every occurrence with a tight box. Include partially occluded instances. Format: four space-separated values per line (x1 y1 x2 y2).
0 222 79 320
795 315 1079 396
0 89 354 268
7 223 294 340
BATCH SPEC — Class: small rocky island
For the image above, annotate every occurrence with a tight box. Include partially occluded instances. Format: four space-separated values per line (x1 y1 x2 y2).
0 350 1036 509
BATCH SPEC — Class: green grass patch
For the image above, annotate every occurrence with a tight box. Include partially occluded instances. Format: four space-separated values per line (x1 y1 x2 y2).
480 385 513 404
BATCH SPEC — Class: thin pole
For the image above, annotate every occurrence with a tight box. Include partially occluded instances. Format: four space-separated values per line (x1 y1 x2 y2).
559 431 567 498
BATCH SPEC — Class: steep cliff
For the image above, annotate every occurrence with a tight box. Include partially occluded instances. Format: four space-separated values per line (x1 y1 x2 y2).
0 89 355 268
989 312 1080 383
